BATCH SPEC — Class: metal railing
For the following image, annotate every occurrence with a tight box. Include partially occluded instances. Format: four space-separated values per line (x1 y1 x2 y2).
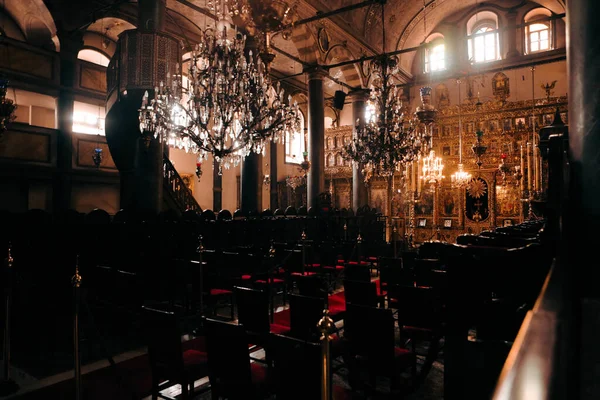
163 156 202 213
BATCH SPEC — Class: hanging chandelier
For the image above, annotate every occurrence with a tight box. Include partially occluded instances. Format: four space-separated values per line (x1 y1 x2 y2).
343 5 423 177
0 77 16 138
138 11 301 173
421 149 444 185
451 79 472 188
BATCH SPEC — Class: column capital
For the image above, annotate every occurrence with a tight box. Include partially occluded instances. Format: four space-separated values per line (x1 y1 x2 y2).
349 89 370 102
304 65 329 81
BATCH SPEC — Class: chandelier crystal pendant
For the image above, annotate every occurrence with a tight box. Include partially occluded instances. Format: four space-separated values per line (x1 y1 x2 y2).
451 79 472 188
139 11 301 173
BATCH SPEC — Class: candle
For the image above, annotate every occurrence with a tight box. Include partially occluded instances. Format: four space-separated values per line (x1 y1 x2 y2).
538 150 543 192
417 159 422 194
527 142 532 191
520 144 525 192
533 145 539 192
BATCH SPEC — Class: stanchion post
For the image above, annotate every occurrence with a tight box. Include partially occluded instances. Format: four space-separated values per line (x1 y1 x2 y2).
393 225 397 258
356 233 362 263
301 230 307 274
317 309 335 400
268 243 276 323
0 243 19 396
72 256 82 400
197 235 204 315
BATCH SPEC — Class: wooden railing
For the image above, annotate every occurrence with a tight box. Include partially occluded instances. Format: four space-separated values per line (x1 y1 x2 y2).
162 156 202 213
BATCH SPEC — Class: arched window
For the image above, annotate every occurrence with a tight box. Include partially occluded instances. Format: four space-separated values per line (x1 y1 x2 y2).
424 34 445 73
77 49 110 67
285 111 305 163
524 9 553 54
467 12 500 63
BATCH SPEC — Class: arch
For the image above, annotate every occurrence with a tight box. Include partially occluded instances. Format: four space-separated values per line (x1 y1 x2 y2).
324 44 364 88
466 11 500 35
524 7 552 22
289 24 319 65
4 0 57 50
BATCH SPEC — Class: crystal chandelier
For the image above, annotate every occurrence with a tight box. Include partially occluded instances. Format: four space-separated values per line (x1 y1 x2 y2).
138 10 301 173
451 79 472 188
0 77 16 138
421 149 444 185
343 5 422 176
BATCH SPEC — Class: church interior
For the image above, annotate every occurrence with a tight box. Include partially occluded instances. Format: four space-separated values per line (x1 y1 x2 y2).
0 0 597 399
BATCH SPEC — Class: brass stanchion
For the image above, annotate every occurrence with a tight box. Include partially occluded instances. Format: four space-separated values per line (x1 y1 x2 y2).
268 243 276 323
393 225 397 258
72 256 82 400
0 243 19 396
318 309 335 400
356 233 362 263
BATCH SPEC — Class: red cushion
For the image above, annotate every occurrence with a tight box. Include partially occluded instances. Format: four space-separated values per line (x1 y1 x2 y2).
182 349 208 368
367 256 378 262
328 292 345 305
210 288 232 296
347 261 370 266
241 274 252 280
250 362 268 384
255 278 285 284
273 309 290 326
323 265 344 270
305 263 321 268
394 347 415 368
270 323 291 335
291 272 316 276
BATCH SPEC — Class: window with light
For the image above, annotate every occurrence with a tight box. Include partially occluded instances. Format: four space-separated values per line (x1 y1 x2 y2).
526 22 550 53
424 42 445 73
77 49 110 67
73 101 106 135
285 112 305 163
468 25 499 63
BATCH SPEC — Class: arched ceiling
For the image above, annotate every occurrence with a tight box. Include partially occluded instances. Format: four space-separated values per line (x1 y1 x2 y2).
29 0 567 91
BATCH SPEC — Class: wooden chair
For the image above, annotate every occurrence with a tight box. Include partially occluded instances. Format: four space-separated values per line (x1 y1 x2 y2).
142 306 209 400
203 317 271 399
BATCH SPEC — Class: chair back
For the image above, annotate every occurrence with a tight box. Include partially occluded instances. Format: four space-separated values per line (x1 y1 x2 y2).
234 286 271 334
344 263 371 282
343 279 379 308
204 318 253 397
388 285 443 330
295 274 327 299
141 306 184 373
270 333 321 400
289 294 326 341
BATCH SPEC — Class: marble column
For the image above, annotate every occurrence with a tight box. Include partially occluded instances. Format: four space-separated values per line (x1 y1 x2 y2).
54 30 83 214
306 67 327 210
350 90 369 211
567 0 600 298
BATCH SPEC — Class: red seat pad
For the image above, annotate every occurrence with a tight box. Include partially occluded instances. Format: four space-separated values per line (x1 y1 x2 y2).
270 323 291 335
210 288 232 296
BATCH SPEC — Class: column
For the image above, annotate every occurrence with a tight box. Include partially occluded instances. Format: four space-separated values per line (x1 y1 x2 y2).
240 35 261 215
54 30 83 214
306 67 327 210
269 141 278 210
505 10 520 59
241 153 259 214
567 0 600 298
350 89 369 211
213 158 222 212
